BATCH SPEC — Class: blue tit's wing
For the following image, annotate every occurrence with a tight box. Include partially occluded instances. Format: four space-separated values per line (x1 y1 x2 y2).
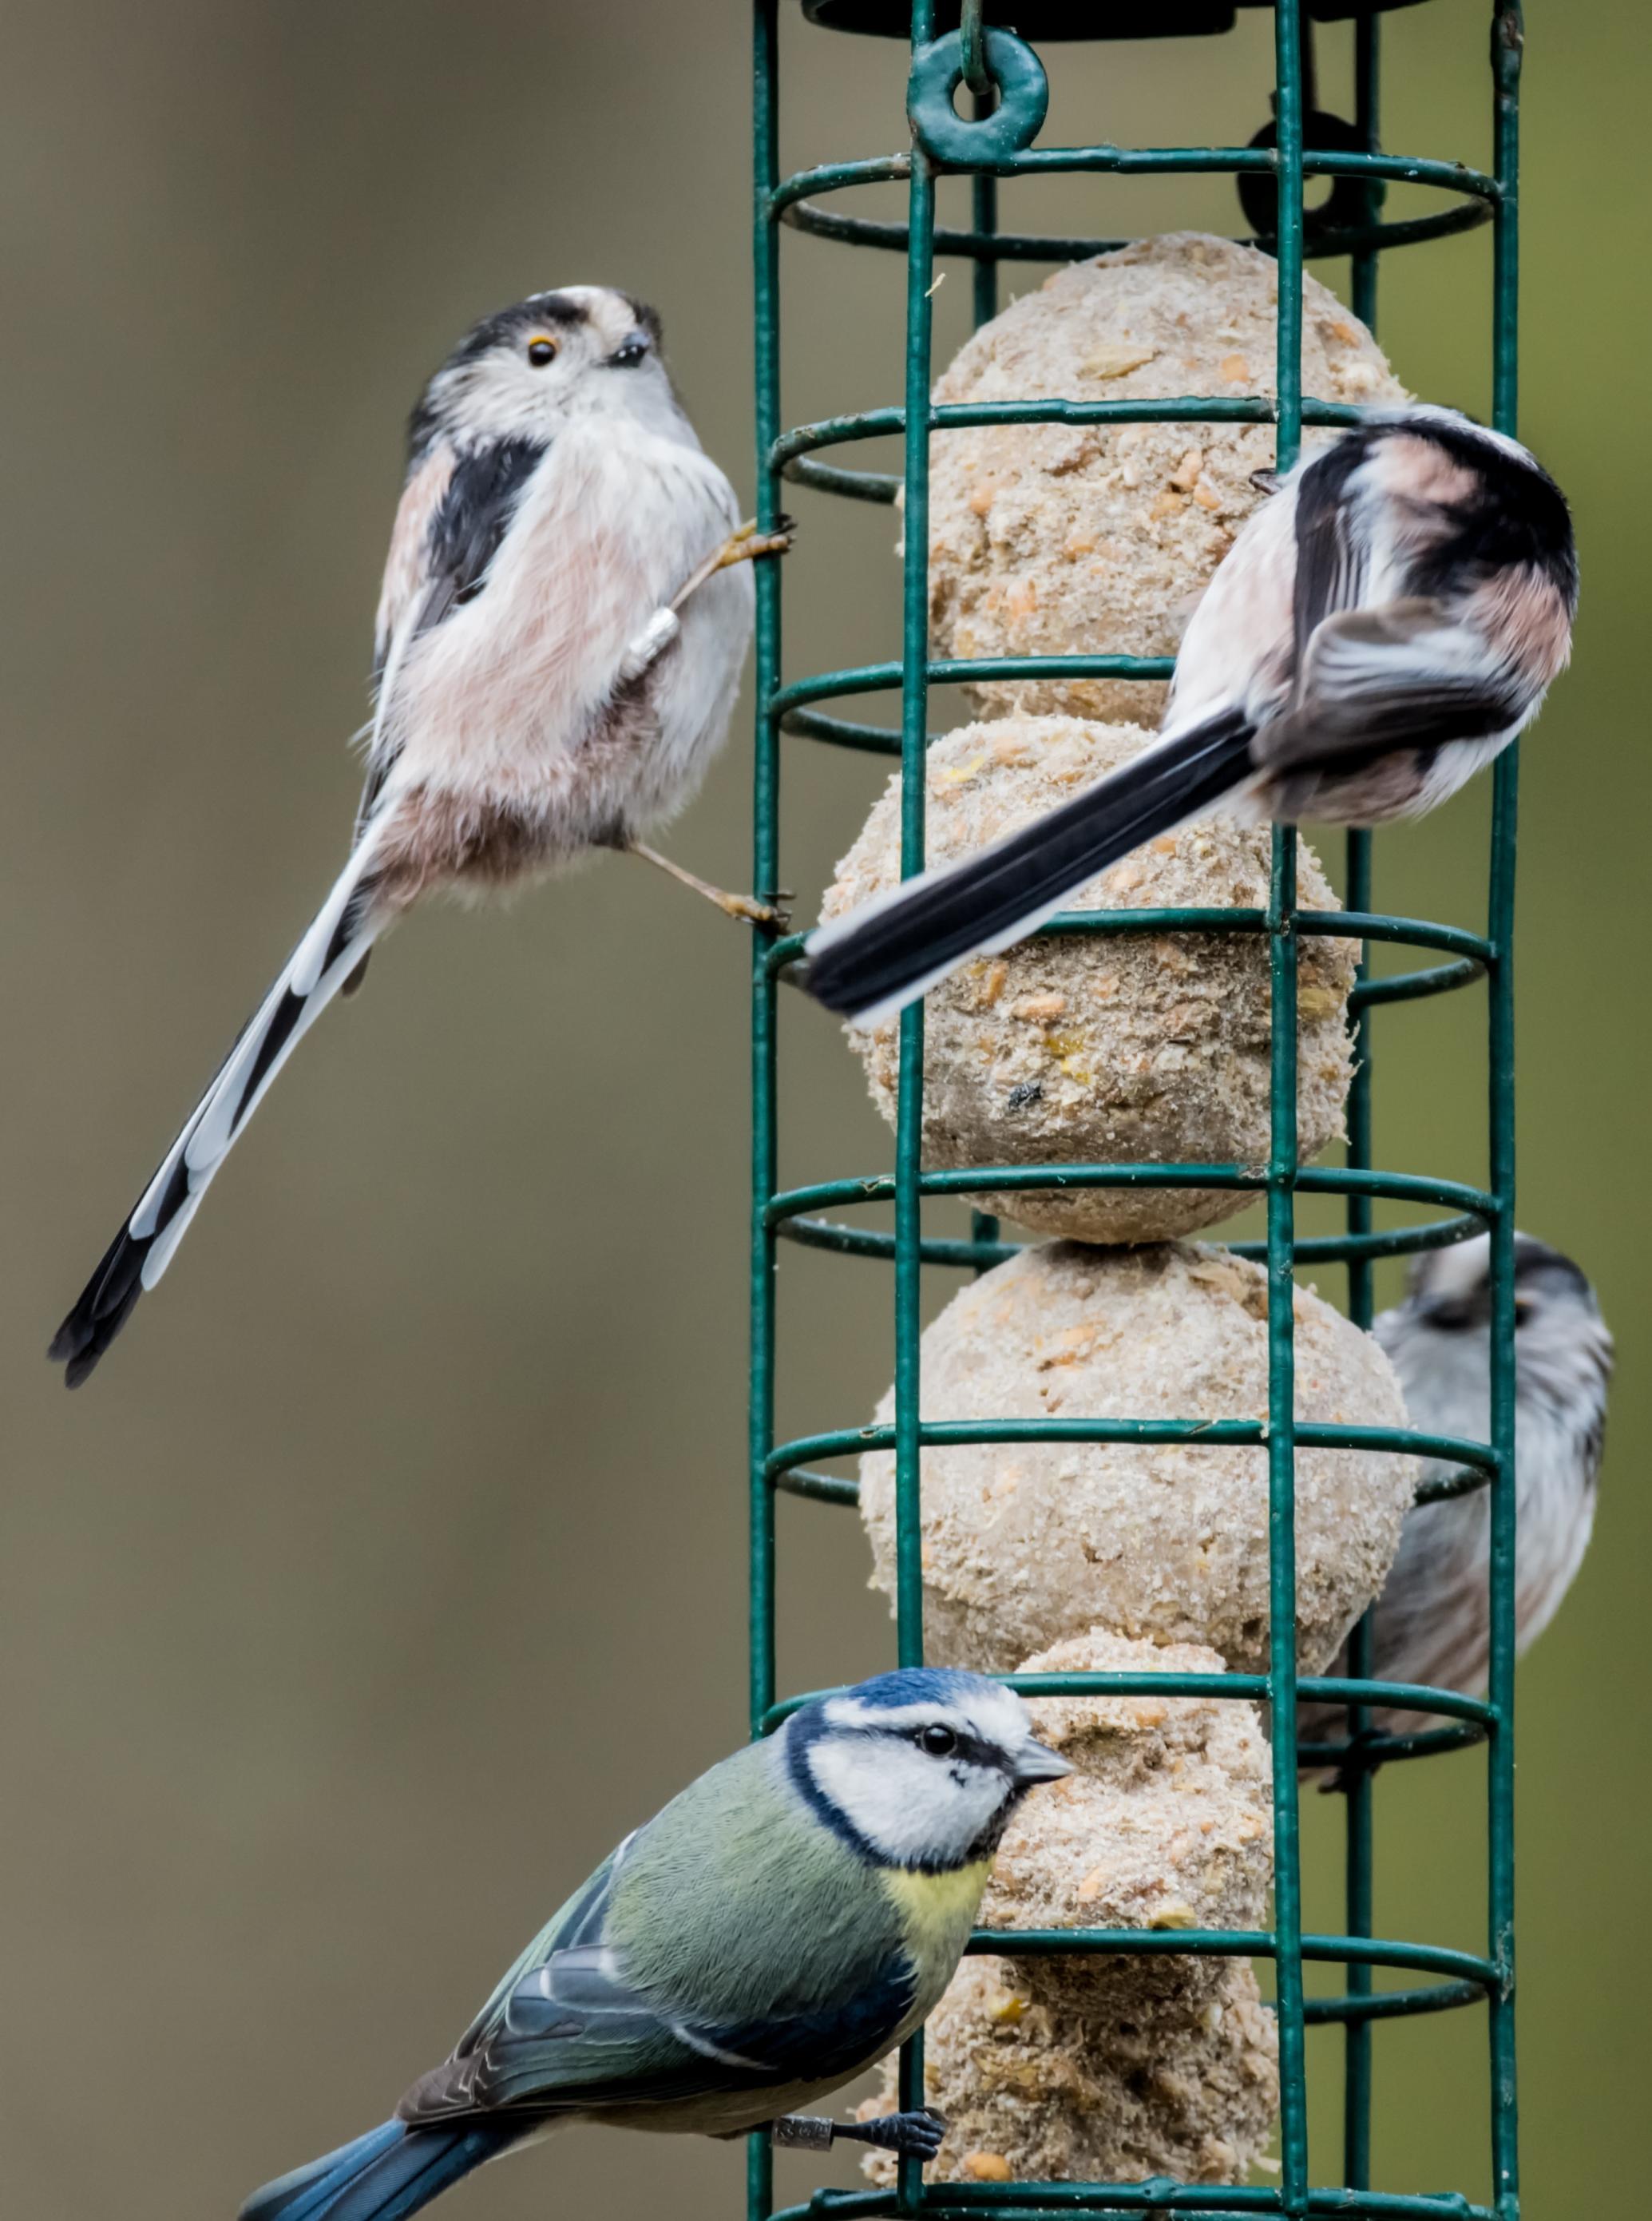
397 1830 918 2128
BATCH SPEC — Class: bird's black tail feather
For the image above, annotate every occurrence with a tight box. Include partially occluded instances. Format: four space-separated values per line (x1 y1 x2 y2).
47 843 384 1387
240 2116 510 2221
804 710 1257 1025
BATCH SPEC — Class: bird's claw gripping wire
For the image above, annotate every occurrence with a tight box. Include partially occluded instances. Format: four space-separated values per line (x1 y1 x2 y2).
771 2108 948 2160
669 514 796 616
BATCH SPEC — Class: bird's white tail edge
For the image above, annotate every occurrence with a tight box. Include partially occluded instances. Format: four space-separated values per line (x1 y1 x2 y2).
50 836 388 1383
135 842 387 1281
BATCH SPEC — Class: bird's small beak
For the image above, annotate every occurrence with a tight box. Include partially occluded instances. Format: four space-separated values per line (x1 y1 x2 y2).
1013 1738 1072 1787
608 330 652 368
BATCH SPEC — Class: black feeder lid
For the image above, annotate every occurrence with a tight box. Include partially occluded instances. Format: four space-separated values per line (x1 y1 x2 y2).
801 2 1431 36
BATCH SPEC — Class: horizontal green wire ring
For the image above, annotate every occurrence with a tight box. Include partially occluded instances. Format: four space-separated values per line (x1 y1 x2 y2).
769 908 1493 967
774 1212 1484 1275
767 147 1500 211
765 1672 1494 1727
765 1164 1498 1223
780 197 1491 264
765 1418 1496 1484
773 396 1369 502
772 2188 1495 2221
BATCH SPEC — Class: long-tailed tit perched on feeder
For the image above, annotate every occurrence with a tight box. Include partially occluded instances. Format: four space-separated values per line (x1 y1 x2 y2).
50 287 790 1386
805 405 1576 1026
1300 1232 1611 1760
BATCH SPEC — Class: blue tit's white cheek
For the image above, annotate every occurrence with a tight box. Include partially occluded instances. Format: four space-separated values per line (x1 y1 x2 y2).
805 1737 1007 1870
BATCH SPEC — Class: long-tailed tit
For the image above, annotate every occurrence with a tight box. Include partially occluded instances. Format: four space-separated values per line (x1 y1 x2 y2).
1299 1232 1611 1759
806 405 1577 1025
50 287 789 1386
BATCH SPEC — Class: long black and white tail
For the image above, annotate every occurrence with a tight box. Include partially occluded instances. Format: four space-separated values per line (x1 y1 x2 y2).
240 2116 510 2221
48 842 386 1387
803 709 1257 1026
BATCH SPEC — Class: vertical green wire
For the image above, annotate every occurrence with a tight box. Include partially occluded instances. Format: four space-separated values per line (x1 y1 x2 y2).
895 0 937 1682
748 12 782 2221
894 8 938 2206
969 81 999 1271
1349 11 1381 334
1341 826 1377 2195
1340 13 1384 2191
971 145 998 326
1270 3 1307 2211
748 0 782 1747
1488 11 1523 2215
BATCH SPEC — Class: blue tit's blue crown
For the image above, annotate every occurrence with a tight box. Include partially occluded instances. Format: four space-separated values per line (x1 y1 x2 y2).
834 1668 998 1715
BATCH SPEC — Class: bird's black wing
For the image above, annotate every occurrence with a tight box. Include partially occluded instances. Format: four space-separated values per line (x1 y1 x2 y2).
417 436 547 631
1289 429 1376 672
1258 598 1529 769
344 434 548 984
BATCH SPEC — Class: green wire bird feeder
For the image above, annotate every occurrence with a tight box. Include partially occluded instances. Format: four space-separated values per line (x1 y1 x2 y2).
747 3 1525 2216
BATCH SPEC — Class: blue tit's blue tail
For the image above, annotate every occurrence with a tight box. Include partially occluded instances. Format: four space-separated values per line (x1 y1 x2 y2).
239 2116 512 2221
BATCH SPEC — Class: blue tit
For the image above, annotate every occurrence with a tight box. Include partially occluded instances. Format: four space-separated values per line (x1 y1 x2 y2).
240 1668 1069 2221
50 285 792 1387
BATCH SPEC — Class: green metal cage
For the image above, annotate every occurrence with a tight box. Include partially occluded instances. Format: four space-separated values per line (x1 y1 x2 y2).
747 4 1524 2216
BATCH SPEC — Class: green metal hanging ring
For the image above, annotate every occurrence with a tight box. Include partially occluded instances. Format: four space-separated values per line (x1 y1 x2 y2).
907 28 1049 166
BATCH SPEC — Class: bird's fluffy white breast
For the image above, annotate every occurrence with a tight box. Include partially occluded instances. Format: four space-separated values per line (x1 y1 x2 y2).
1375 1301 1603 1688
385 417 744 802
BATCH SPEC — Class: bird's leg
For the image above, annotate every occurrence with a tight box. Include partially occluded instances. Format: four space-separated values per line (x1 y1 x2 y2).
621 841 792 931
615 521 794 686
670 516 796 615
771 2110 948 2162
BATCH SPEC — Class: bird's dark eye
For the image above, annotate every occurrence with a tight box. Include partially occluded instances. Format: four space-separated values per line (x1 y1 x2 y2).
526 337 559 367
1514 1296 1535 1327
918 1724 957 1757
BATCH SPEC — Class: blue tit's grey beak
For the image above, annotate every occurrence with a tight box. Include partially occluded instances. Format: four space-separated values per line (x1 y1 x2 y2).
1013 1739 1072 1787
609 330 652 368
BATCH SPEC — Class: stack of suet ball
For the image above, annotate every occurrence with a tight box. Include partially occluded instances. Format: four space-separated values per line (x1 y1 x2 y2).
858 1635 1280 2191
822 716 1357 1242
825 246 1428 2190
858 1241 1417 1676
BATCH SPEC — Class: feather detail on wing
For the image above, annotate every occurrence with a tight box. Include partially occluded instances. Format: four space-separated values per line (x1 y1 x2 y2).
360 436 547 819
397 1826 916 2128
374 442 458 676
1258 597 1529 767
1288 429 1373 663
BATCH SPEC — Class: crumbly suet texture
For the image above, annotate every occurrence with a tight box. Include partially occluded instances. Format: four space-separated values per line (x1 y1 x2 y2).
921 233 1410 726
860 1955 1278 2191
977 1632 1273 2012
821 716 1356 1243
858 1634 1278 2187
859 1242 1416 1676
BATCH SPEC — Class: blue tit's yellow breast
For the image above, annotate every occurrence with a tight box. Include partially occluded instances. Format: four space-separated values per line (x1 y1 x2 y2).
878 1859 994 1993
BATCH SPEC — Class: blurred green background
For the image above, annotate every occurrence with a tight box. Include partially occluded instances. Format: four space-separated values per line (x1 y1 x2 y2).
2 3 1642 2215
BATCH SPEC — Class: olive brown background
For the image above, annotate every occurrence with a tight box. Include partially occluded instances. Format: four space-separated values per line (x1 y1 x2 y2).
2 4 1644 2215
